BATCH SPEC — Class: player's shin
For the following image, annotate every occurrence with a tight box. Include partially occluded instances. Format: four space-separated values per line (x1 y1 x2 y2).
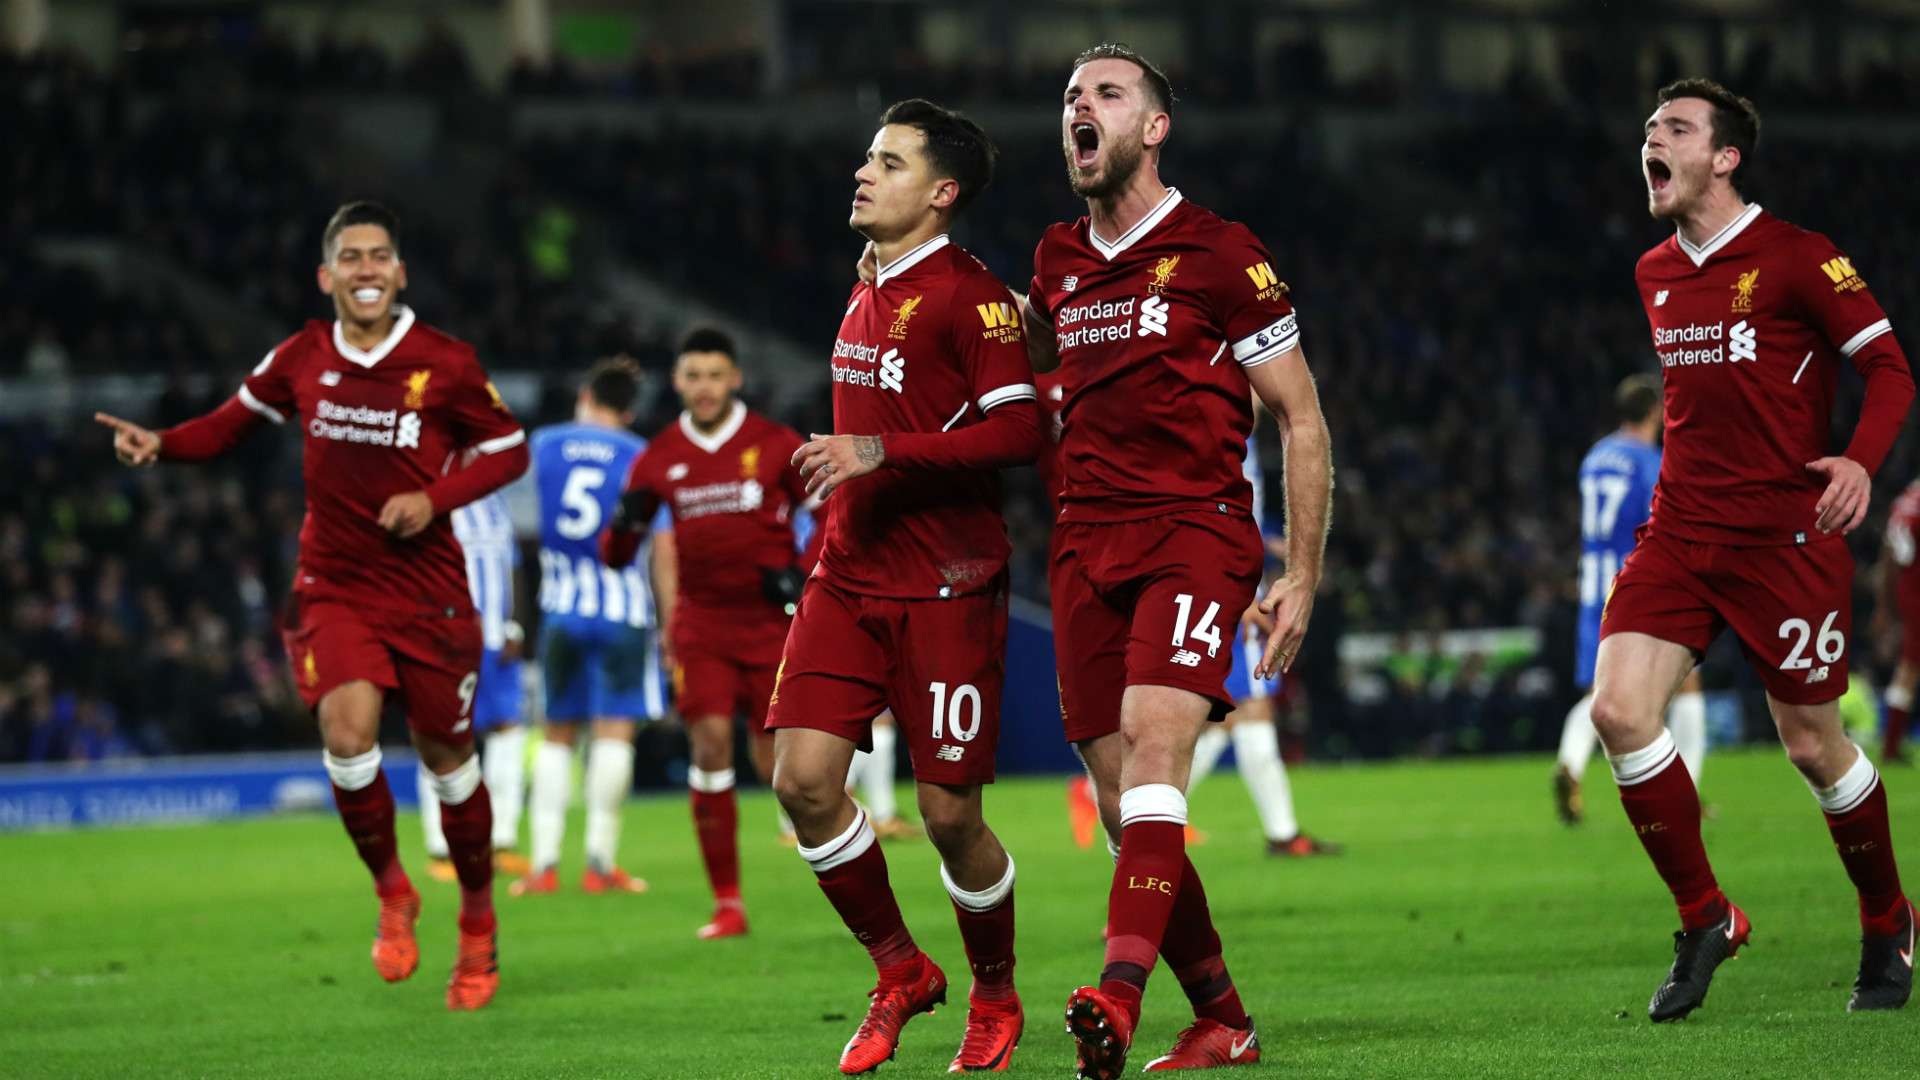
584 737 635 872
529 739 572 873
1811 748 1909 935
690 766 742 904
943 854 1016 1001
1229 721 1296 842
483 727 528 849
326 747 410 898
798 806 919 973
1610 730 1725 929
1158 855 1250 1029
431 755 497 934
1101 785 1190 1023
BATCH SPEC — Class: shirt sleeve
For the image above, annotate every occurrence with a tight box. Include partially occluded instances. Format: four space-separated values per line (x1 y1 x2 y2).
422 353 529 513
1025 237 1054 326
237 338 301 425
1793 236 1894 360
160 336 302 460
955 273 1038 415
1210 224 1301 368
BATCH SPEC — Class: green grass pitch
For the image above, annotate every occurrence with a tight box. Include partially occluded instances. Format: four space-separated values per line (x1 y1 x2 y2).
2 750 1914 1077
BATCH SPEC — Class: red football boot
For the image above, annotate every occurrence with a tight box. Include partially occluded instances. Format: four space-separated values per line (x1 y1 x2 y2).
839 952 948 1075
697 902 749 940
508 867 557 897
1143 1018 1261 1071
949 993 1022 1072
370 888 421 982
445 926 498 1011
581 864 649 894
1064 985 1134 1080
1067 777 1100 850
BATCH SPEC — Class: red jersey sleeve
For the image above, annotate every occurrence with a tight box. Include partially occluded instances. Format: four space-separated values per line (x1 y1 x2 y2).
1026 237 1054 325
1794 236 1914 473
884 273 1042 470
422 354 529 513
1208 224 1301 368
159 337 301 461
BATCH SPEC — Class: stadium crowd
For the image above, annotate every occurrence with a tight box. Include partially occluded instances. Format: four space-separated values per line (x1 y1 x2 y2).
6 37 1919 764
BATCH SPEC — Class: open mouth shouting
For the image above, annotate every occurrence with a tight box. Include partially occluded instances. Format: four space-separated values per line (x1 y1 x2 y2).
1645 156 1672 194
1071 121 1101 170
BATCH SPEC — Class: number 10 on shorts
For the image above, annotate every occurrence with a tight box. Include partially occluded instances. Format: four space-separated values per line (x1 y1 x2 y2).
929 681 983 742
1172 593 1223 658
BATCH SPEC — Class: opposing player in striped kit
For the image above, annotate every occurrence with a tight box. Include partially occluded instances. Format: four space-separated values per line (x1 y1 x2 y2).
519 359 669 895
419 487 532 880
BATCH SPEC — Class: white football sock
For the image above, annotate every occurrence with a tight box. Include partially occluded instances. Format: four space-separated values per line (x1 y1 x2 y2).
1667 691 1707 783
1188 726 1229 790
584 737 635 871
529 739 573 873
416 761 449 859
1230 720 1297 842
865 724 899 822
484 727 528 850
1556 693 1599 780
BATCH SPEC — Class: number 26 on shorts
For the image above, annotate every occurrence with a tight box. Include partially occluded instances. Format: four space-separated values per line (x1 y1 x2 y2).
1777 610 1844 671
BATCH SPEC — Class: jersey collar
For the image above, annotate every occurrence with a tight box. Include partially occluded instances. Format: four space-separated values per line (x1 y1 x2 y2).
679 400 747 454
875 234 950 287
1089 187 1183 261
1676 203 1762 268
332 304 416 368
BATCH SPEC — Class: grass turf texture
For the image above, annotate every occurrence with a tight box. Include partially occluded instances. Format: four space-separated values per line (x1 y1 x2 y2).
2 749 1914 1078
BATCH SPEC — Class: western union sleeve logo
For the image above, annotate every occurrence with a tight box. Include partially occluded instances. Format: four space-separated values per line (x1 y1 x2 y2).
1820 256 1867 293
976 301 1024 343
1245 262 1279 290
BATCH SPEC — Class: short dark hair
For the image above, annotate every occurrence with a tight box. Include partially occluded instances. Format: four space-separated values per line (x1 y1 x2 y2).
321 201 401 262
585 356 642 414
879 98 997 215
1656 78 1760 191
1615 373 1662 426
1073 43 1175 117
677 325 737 362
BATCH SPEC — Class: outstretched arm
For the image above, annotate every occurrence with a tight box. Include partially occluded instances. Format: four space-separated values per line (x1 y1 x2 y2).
98 393 271 466
1247 347 1333 678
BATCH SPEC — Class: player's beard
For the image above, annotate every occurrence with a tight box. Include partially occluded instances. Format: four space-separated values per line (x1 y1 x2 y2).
1067 135 1144 200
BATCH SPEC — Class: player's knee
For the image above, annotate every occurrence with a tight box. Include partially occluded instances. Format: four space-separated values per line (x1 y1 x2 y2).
920 807 983 858
771 763 836 821
1587 692 1655 751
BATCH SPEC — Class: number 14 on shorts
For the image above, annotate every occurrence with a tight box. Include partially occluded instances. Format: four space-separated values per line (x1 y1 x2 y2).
1171 593 1223 666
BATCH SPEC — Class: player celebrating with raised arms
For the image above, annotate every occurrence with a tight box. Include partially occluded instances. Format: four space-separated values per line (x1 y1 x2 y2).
600 326 812 941
766 99 1042 1074
1020 45 1333 1076
95 201 527 1010
1594 80 1914 1020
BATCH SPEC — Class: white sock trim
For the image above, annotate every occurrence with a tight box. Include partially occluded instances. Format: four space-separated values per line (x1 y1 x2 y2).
689 766 737 794
797 807 873 873
1887 685 1914 710
1105 835 1121 864
1814 746 1878 815
941 854 1015 912
323 747 382 791
427 754 483 805
1118 783 1187 827
1608 729 1678 787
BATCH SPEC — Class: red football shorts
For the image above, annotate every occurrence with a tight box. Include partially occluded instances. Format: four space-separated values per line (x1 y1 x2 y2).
1600 530 1853 705
1050 511 1265 742
764 575 1008 786
672 604 786 726
282 595 484 742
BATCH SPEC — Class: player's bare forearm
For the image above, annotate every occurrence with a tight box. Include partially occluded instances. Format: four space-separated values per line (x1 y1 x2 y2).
1018 293 1060 374
1248 349 1332 585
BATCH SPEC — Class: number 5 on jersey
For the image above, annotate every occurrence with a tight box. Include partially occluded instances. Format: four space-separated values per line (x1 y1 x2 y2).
556 465 607 539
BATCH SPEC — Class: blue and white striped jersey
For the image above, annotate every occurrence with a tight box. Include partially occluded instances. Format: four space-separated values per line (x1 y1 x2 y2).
451 490 518 651
530 422 657 629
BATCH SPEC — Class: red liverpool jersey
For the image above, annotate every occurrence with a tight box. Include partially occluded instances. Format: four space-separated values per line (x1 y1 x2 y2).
819 234 1037 599
1027 189 1300 523
1637 205 1907 544
230 306 525 613
1035 369 1069 516
621 402 809 610
1887 482 1920 601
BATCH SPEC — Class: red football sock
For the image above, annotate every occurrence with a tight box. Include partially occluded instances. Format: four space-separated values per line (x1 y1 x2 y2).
946 859 1017 1002
439 780 497 936
331 771 410 899
1886 704 1911 761
1820 764 1908 936
1158 856 1250 1029
1613 733 1725 930
1100 785 1190 1024
691 783 742 905
805 811 918 974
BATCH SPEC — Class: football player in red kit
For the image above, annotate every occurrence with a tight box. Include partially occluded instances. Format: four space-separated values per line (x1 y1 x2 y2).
1591 80 1915 1019
1874 480 1920 765
768 99 1042 1074
95 202 527 1010
1020 45 1333 1077
602 326 810 941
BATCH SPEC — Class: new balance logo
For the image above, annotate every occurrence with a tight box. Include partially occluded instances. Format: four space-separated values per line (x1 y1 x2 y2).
667 463 690 480
935 745 965 762
1728 320 1757 363
1806 664 1831 685
1170 649 1202 668
1654 290 1669 306
1139 295 1171 337
878 348 906 394
397 411 422 449
1062 275 1079 292
319 370 343 386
